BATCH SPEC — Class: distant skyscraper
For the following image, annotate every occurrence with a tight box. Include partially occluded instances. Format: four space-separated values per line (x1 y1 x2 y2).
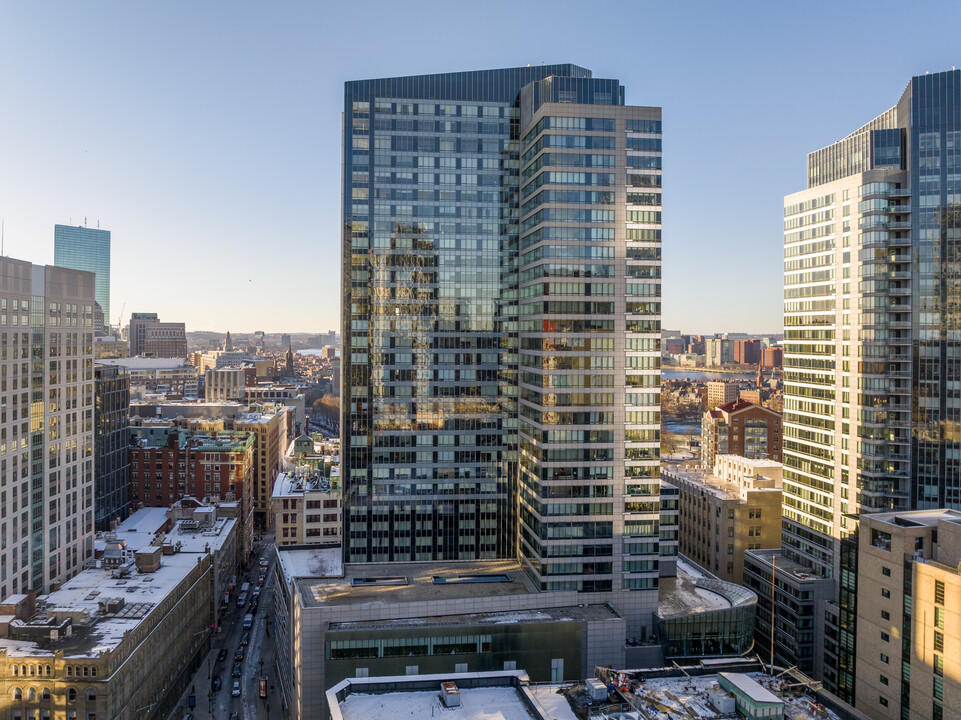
0 257 96 595
748 69 961 709
94 363 131 530
342 65 664 633
54 224 111 329
126 312 187 358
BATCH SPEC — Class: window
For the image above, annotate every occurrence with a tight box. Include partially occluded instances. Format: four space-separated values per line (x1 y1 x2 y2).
880 674 888 685
881 632 890 642
935 579 945 605
881 610 890 620
880 653 889 664
67 689 77 702
934 655 943 677
882 567 891 577
881 588 890 598
935 631 944 652
935 607 945 629
879 697 888 708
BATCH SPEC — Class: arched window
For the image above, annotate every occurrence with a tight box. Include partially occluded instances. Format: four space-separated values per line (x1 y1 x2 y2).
86 689 96 702
41 688 50 701
12 665 18 676
20 665 25 677
66 666 72 677
27 688 35 701
44 665 50 677
28 665 35 676
67 688 77 702
90 667 96 677
13 688 22 700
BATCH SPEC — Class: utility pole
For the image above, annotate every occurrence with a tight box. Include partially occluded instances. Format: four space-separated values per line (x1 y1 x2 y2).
770 555 776 675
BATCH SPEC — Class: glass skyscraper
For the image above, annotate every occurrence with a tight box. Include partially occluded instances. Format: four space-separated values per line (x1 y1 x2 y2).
54 224 111 330
764 68 961 706
342 65 665 631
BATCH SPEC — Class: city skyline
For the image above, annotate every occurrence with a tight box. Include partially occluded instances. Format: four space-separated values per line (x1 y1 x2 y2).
1 1 959 333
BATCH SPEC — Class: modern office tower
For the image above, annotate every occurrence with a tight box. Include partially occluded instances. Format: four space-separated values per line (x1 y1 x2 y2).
54 224 111 330
342 65 663 631
126 312 187 357
94 363 131 530
768 69 961 703
0 257 96 596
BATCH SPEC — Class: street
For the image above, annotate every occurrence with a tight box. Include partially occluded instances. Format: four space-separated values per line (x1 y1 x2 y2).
169 535 281 720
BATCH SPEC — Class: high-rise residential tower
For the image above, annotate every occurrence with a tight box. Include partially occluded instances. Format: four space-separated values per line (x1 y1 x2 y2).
750 68 961 706
0 257 96 595
54 224 111 330
342 65 664 628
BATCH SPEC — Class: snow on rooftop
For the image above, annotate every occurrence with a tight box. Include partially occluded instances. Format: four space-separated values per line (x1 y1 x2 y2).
339 687 538 720
117 507 169 535
2 552 200 658
277 546 344 580
624 672 840 720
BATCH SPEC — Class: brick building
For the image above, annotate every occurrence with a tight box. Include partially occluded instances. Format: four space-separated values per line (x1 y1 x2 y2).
701 399 782 469
733 339 761 365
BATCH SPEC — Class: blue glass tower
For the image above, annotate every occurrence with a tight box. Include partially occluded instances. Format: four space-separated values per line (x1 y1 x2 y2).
54 224 111 329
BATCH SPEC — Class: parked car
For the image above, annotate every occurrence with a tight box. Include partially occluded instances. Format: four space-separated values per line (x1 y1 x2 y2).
232 680 241 697
217 648 227 663
231 663 242 678
211 674 222 692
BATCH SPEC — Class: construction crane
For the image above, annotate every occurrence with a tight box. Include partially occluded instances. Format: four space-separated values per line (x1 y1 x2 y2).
116 302 126 335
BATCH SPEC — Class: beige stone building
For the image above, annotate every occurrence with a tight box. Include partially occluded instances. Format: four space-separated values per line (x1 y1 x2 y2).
661 456 782 583
706 380 738 409
0 547 212 720
856 509 961 720
272 468 342 546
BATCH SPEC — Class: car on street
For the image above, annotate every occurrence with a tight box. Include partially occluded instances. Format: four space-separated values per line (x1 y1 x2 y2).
234 647 245 662
231 663 242 678
240 632 249 646
232 680 241 697
230 713 240 720
211 675 222 692
217 648 227 663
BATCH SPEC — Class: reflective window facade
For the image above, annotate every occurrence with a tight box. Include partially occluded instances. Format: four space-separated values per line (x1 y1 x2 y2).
782 68 961 706
53 225 111 330
342 66 662 626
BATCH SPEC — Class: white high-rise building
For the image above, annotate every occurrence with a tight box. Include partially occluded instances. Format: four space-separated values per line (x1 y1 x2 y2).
0 258 96 595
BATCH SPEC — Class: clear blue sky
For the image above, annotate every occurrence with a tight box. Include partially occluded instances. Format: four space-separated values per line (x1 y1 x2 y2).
1 1 958 334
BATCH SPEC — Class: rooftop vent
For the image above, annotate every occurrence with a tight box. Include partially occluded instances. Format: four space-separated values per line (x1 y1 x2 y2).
351 577 408 587
432 574 512 585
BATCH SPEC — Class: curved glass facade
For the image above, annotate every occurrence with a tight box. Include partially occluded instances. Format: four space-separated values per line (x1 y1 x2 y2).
656 578 757 659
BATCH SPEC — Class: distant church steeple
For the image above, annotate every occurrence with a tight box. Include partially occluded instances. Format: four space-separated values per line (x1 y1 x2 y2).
285 345 294 376
223 331 233 351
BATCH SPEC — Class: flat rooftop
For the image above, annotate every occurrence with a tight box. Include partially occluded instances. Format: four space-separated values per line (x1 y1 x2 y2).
272 470 336 498
328 603 618 633
1 552 199 658
658 559 734 617
339 687 539 720
282 556 539 608
616 672 841 720
867 508 961 528
746 549 830 584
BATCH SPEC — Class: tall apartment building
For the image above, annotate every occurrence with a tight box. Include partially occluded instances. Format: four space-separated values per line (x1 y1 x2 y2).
765 69 961 703
662 456 782 583
706 380 738 409
761 346 782 369
94 363 131 530
704 337 732 366
0 258 96 596
856 509 961 720
733 338 761 365
701 399 782 469
53 224 111 330
126 312 187 358
342 65 663 632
